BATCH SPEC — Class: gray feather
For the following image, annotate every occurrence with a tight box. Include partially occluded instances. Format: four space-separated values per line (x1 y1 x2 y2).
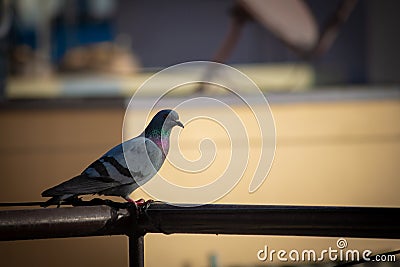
41 109 183 206
41 175 122 196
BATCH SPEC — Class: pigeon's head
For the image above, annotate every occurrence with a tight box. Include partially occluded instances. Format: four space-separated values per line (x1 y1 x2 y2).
146 109 184 136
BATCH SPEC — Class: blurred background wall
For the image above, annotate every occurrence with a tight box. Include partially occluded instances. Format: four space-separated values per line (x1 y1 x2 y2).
0 98 399 267
0 0 399 266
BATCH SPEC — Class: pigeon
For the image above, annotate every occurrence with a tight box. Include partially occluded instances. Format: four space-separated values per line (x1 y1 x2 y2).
41 109 184 207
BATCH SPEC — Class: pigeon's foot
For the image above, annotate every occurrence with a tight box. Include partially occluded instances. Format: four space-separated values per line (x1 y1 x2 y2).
135 199 146 206
125 197 146 206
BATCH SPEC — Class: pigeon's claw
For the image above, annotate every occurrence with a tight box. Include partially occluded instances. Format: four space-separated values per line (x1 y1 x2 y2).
125 197 146 206
134 198 146 206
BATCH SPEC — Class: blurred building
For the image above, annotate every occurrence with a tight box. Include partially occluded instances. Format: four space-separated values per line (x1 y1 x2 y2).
3 0 400 91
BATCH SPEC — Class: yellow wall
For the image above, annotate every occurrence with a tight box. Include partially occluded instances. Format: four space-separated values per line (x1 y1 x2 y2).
0 99 399 266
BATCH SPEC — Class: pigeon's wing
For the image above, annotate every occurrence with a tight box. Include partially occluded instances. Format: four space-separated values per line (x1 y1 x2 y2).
116 137 163 186
42 137 163 198
84 137 163 186
41 175 121 197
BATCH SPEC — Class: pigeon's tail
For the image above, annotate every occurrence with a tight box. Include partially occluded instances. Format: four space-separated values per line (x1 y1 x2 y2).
41 175 121 207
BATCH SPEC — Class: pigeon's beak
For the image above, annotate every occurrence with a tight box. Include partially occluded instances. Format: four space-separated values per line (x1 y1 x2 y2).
175 120 184 128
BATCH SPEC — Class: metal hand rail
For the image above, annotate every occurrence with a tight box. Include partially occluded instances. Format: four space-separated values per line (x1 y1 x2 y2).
1 203 399 267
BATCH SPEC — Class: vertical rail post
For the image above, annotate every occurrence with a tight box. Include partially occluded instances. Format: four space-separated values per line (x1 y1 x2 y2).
129 234 144 267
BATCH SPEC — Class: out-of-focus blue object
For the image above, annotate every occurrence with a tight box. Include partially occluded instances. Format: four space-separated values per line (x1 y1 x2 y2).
12 0 116 64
